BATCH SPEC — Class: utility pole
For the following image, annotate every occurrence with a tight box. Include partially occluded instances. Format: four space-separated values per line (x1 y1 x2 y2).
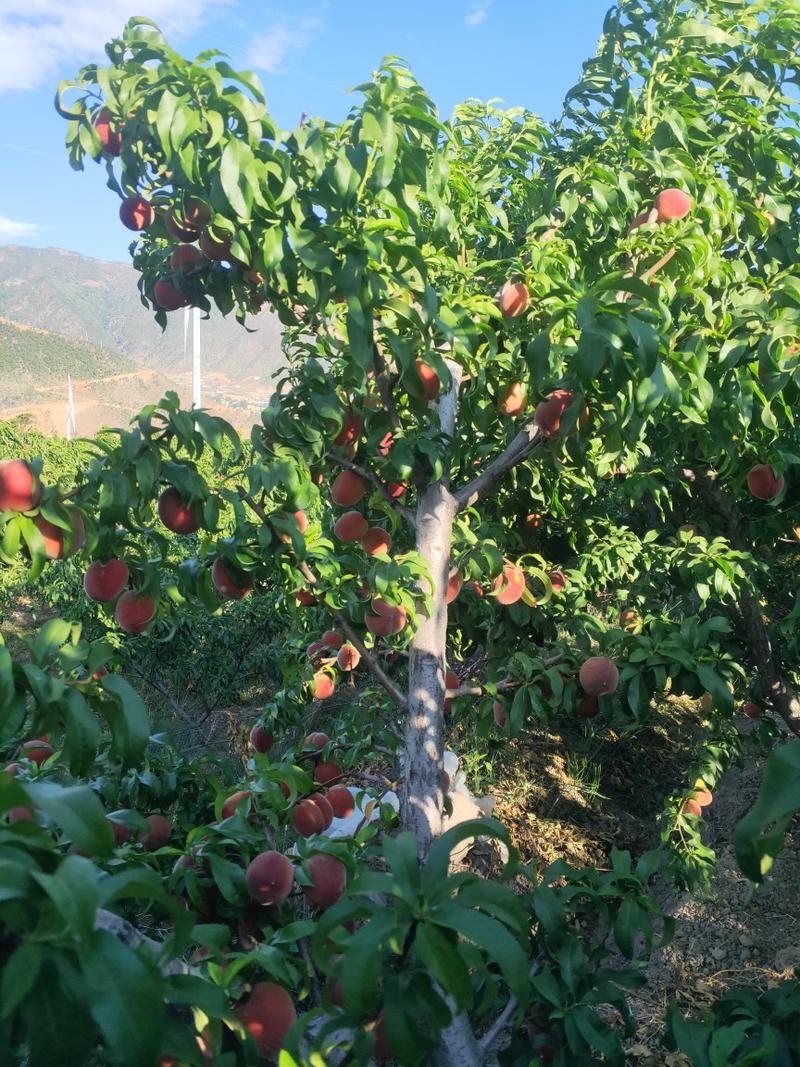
66 375 76 440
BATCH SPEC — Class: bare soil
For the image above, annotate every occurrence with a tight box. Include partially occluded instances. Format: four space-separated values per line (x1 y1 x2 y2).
452 700 800 1063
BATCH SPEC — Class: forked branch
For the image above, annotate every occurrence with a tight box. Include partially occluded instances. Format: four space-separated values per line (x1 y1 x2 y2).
454 423 543 511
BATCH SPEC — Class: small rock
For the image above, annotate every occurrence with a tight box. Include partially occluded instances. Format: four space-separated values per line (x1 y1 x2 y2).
711 946 726 962
739 932 753 947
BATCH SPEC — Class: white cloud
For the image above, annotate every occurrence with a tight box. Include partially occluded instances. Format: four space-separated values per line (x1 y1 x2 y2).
465 3 489 27
245 15 323 74
0 215 41 238
0 0 224 93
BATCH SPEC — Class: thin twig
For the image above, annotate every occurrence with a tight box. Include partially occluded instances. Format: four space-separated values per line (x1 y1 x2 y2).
128 664 193 723
478 959 543 1054
298 561 408 710
372 342 401 430
454 425 543 511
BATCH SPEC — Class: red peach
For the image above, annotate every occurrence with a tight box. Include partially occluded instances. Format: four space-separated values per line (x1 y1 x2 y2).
114 591 157 634
158 487 200 535
0 459 41 512
83 559 129 603
119 196 154 231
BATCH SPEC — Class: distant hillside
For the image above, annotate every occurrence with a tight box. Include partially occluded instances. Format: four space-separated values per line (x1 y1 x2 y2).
0 245 283 382
0 244 283 434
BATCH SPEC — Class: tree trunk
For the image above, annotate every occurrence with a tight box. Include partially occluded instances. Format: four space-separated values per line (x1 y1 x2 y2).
401 362 462 857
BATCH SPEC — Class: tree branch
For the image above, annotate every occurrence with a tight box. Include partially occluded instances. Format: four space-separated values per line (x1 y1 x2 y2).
298 561 408 710
478 959 542 1055
373 342 401 430
236 487 408 710
454 424 543 511
94 908 192 976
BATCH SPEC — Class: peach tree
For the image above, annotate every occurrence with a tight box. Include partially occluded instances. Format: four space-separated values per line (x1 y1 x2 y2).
2 0 800 1063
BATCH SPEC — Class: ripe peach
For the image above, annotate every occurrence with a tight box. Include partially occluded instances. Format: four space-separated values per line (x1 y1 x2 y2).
524 512 543 532
534 389 575 437
34 510 85 560
157 486 200 535
200 229 232 261
743 701 761 719
304 854 346 908
8 806 35 824
446 568 463 604
693 788 713 807
321 631 343 649
548 570 567 593
747 464 784 501
365 598 407 636
293 798 324 836
314 761 343 786
108 814 133 845
222 790 251 819
577 694 599 718
492 564 526 605
295 588 318 607
249 725 274 753
94 109 122 156
306 643 326 668
83 559 129 602
337 643 361 671
327 785 355 818
654 188 692 222
497 280 530 318
21 739 53 765
308 792 334 830
386 481 406 499
236 982 296 1059
415 359 440 401
579 656 619 696
164 213 199 242
497 381 527 416
170 245 205 272
619 608 638 632
334 511 369 542
4 763 23 776
304 732 330 750
0 459 41 512
114 591 157 634
311 672 335 700
361 528 391 556
182 198 211 230
334 412 363 447
119 196 154 231
492 699 508 727
331 470 367 507
245 851 294 904
141 813 172 850
212 558 252 600
153 278 189 311
682 798 702 817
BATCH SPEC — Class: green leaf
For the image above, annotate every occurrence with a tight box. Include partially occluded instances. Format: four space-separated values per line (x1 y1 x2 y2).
99 675 150 767
414 923 472 1010
26 781 113 858
1 942 42 1018
82 929 164 1067
429 901 530 1006
735 741 800 881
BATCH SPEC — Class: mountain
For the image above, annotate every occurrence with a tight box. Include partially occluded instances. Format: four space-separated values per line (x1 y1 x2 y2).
0 244 285 434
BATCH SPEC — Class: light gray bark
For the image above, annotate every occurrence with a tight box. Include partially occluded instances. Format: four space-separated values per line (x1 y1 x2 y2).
401 360 462 857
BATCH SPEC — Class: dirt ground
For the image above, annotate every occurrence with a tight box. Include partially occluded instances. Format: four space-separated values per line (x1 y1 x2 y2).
456 701 800 1063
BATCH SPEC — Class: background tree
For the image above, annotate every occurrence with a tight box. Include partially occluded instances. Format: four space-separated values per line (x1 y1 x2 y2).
2 1 800 1064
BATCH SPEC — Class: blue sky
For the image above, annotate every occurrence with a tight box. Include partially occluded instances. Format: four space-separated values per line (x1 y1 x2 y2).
0 1 609 263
